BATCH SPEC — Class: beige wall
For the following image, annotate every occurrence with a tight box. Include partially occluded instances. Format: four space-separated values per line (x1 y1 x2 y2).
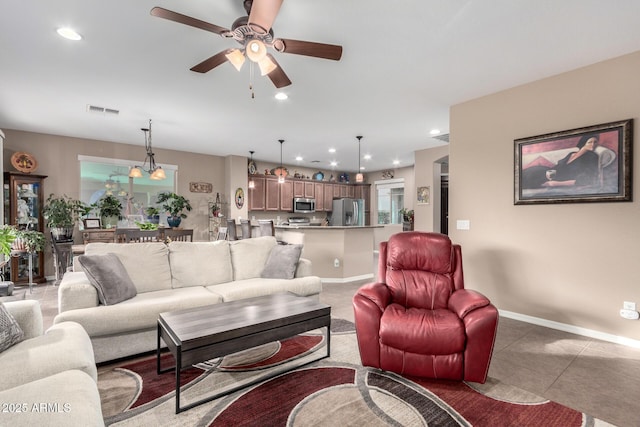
3 130 226 274
446 51 640 342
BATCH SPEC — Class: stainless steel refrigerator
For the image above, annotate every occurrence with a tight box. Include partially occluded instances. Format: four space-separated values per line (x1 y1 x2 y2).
330 198 365 226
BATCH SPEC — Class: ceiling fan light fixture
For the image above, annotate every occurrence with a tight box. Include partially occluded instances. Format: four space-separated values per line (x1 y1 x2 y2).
225 49 246 71
257 55 277 76
246 39 267 62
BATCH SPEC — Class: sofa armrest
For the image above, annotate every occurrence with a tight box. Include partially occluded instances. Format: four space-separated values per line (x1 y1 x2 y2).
4 300 43 339
58 271 100 313
295 257 313 277
448 289 490 318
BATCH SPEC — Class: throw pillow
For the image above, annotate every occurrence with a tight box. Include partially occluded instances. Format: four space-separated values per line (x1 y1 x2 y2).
78 253 137 305
261 244 303 280
0 301 25 352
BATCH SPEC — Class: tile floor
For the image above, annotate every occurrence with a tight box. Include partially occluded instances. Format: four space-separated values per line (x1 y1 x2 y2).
18 279 640 426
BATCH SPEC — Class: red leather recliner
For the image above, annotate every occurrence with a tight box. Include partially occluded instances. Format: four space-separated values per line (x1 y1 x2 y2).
353 232 498 383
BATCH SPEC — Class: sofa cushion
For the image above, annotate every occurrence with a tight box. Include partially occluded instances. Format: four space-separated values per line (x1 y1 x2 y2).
229 236 277 280
168 241 233 288
261 244 303 280
78 254 137 305
53 287 222 337
0 321 97 392
0 301 24 352
84 242 172 293
207 276 322 302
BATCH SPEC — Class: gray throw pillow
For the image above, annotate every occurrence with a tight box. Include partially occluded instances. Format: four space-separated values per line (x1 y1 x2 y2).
78 253 137 305
0 301 25 352
261 244 303 280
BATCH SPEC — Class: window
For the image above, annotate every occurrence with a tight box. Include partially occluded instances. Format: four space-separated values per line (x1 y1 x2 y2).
78 156 176 227
376 179 404 225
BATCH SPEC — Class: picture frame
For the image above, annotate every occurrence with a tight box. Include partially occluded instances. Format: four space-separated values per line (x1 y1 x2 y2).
83 218 101 229
417 186 430 204
514 119 633 205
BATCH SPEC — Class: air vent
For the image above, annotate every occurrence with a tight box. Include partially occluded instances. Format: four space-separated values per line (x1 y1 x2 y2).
432 133 449 143
311 160 320 163
87 104 120 116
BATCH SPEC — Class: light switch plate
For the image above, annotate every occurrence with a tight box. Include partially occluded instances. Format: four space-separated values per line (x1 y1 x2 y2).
456 220 470 230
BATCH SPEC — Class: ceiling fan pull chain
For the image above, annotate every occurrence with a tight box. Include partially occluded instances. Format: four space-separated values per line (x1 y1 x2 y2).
249 61 255 99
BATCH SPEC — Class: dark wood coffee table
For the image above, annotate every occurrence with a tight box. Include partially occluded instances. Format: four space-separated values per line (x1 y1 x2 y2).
157 292 331 413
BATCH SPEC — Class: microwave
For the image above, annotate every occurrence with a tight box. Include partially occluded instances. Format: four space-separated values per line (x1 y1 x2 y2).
293 198 316 213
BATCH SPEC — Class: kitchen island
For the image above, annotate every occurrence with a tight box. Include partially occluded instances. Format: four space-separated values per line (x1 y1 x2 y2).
275 225 382 283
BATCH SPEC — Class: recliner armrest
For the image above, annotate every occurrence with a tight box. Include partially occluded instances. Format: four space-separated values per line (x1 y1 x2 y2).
449 289 490 318
354 282 392 313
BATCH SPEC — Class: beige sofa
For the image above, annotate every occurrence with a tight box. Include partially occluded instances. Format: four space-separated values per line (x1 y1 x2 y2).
0 300 104 426
54 236 322 363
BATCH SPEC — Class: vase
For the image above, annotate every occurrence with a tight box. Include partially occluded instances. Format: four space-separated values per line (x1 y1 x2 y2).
167 216 182 228
101 215 119 229
51 227 74 241
147 215 160 225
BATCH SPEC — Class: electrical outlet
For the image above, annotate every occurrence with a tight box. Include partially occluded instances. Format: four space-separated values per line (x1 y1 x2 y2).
623 301 636 311
334 258 340 268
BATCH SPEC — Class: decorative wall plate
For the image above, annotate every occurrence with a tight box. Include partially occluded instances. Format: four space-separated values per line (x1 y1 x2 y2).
314 171 324 181
248 160 257 175
235 187 245 209
11 152 38 173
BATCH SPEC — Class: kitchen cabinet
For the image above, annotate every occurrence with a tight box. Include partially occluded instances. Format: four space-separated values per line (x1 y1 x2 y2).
265 178 280 211
293 181 304 198
314 183 324 211
3 172 47 284
248 177 266 211
304 182 315 198
323 183 334 212
279 180 293 211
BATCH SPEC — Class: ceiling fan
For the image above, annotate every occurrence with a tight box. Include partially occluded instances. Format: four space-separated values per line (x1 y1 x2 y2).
150 0 343 88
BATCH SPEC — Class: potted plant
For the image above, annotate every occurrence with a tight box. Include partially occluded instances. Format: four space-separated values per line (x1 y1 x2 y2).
0 225 17 265
42 194 87 241
157 192 192 228
13 229 45 253
94 194 123 229
145 206 160 224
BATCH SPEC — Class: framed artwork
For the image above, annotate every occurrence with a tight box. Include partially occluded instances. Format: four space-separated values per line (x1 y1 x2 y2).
417 186 430 204
189 182 212 193
83 218 101 229
514 119 633 205
235 187 245 209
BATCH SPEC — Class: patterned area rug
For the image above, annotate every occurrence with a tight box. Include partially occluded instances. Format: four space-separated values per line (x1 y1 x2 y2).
98 319 614 426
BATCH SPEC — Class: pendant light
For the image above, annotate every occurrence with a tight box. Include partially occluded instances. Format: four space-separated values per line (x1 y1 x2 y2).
355 135 364 183
129 119 166 180
248 150 256 189
278 139 285 184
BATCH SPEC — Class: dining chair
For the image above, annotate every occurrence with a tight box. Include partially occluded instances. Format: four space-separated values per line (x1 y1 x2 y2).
240 219 252 239
120 229 163 243
226 219 238 240
164 228 193 242
258 220 275 237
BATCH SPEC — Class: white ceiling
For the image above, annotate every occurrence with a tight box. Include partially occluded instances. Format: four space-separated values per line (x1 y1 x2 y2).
2 1 640 174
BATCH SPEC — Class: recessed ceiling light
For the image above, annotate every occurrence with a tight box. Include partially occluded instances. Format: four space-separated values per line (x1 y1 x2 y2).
328 148 336 153
364 154 371 160
393 160 400 165
430 129 441 135
360 166 365 170
57 27 82 41
275 92 288 100
330 161 337 166
295 156 303 161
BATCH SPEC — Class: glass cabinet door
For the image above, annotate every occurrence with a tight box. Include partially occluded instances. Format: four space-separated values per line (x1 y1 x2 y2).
3 172 47 284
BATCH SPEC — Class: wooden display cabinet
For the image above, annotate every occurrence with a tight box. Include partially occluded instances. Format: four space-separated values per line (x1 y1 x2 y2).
3 172 47 284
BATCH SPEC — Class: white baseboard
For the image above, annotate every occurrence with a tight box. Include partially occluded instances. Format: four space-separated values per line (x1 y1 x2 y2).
499 309 640 349
321 274 374 284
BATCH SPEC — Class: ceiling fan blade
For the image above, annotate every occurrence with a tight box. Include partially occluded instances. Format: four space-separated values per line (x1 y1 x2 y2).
274 38 342 61
190 50 232 73
247 0 283 32
150 7 229 35
265 54 291 88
